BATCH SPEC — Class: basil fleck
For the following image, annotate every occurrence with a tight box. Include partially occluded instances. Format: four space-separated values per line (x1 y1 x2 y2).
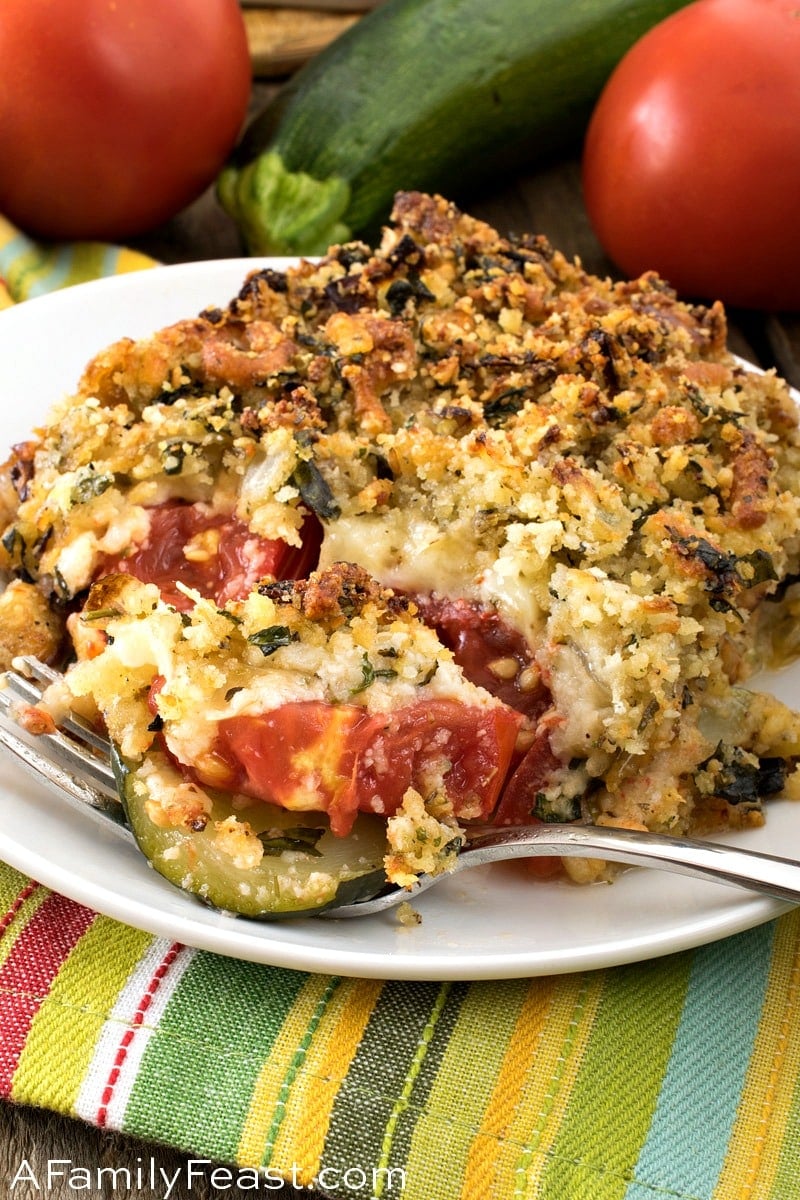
248 625 296 657
162 442 186 476
258 826 325 857
352 652 398 694
291 459 341 521
70 470 114 506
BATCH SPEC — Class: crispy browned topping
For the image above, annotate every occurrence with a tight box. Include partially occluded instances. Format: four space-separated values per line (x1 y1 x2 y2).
4 191 800 851
241 386 325 435
726 429 773 530
0 580 63 670
258 561 407 629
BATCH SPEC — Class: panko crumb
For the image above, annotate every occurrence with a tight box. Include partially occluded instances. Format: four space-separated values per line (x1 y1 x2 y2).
384 787 461 888
396 901 422 927
213 815 265 870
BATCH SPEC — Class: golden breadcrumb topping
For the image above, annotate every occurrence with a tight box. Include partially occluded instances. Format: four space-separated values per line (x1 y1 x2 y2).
4 191 800 887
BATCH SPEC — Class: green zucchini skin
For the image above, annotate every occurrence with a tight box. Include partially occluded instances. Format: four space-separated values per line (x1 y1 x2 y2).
112 748 389 920
218 0 693 256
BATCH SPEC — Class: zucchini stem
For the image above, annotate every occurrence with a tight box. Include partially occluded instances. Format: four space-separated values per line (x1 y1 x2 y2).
217 150 352 256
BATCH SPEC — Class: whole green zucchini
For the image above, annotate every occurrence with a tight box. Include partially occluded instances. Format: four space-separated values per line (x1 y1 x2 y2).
218 0 692 256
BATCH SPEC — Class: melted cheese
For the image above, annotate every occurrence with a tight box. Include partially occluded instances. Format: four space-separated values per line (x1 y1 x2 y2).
319 511 482 597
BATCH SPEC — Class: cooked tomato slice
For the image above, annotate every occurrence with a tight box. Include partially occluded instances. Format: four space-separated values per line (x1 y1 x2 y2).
412 595 550 720
411 594 569 842
491 721 568 878
492 723 564 826
100 500 320 609
206 698 522 837
352 700 522 829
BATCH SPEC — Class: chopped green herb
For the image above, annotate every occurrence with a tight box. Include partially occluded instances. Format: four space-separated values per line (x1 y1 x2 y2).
531 791 582 823
711 746 790 807
483 387 527 426
32 526 54 558
714 748 760 806
291 459 341 520
757 757 789 796
81 607 122 623
247 625 297 657
637 699 659 733
70 470 114 506
385 275 435 317
352 652 398 694
667 529 775 610
417 661 439 686
162 442 186 475
685 384 712 418
1 526 23 559
739 549 778 587
258 826 325 857
52 566 71 601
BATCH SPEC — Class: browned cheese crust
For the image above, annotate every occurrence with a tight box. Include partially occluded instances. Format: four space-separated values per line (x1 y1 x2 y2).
3 192 800 877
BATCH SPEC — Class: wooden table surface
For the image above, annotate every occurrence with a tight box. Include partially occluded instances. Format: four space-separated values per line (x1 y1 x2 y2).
1 107 799 1199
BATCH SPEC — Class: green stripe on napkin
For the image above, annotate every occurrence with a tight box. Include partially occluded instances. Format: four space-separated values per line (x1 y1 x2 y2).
535 957 691 1198
125 954 311 1157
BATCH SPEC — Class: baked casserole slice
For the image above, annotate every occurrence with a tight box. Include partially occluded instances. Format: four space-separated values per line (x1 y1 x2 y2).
3 191 800 911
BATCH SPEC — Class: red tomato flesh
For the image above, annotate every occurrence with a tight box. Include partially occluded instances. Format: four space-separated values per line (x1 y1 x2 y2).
207 699 522 838
413 594 550 720
582 0 800 311
100 500 320 609
492 723 565 827
153 582 562 842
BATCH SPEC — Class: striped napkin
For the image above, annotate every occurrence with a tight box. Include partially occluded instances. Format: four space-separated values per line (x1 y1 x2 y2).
0 215 154 305
1 224 800 1200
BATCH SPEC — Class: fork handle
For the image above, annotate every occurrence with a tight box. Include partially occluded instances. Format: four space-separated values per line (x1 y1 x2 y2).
464 823 800 905
328 821 800 919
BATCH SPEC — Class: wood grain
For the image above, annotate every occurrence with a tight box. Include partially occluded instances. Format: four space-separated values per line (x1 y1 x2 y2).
1 154 799 1198
240 0 379 10
243 8 361 77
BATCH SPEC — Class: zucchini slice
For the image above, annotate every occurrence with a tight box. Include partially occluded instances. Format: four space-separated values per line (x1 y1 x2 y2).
218 0 694 255
113 748 389 919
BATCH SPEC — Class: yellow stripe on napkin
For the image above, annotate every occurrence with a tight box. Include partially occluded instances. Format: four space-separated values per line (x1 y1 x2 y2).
0 214 156 305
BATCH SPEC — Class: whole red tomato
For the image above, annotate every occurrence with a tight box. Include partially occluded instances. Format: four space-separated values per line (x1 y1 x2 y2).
0 0 251 240
582 0 800 310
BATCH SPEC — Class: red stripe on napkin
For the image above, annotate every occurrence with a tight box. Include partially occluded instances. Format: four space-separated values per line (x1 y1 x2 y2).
0 880 40 939
96 940 183 1127
0 892 95 1095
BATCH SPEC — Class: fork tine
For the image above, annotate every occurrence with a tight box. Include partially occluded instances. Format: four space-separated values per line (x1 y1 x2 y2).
0 710 117 796
0 657 130 841
0 718 129 836
0 666 117 797
1 658 111 752
13 656 61 683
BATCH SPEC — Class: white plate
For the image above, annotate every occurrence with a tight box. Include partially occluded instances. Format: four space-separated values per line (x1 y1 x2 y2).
0 260 797 981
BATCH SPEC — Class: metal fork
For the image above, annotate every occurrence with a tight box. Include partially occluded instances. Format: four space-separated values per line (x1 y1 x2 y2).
0 656 128 835
4 657 800 919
